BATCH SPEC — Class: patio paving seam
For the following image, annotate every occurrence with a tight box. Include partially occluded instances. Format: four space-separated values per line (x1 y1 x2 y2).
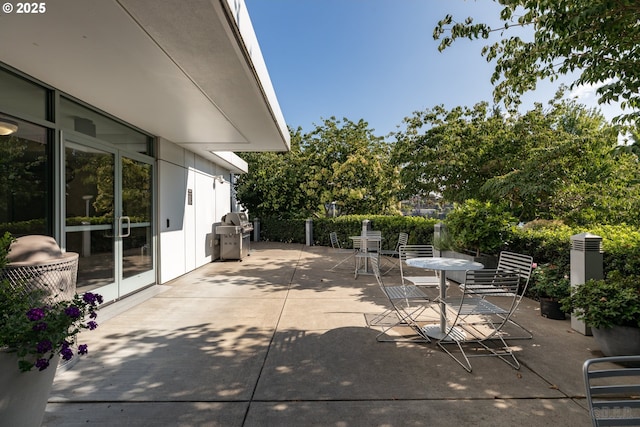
240 246 304 425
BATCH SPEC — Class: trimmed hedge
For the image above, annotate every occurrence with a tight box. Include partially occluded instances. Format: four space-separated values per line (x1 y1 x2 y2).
256 215 439 250
257 215 640 277
507 223 640 276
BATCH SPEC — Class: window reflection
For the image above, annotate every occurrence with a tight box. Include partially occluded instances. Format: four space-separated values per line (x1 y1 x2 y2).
0 115 49 236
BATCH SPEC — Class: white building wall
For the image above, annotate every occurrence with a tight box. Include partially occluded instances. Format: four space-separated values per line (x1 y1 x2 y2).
157 138 232 284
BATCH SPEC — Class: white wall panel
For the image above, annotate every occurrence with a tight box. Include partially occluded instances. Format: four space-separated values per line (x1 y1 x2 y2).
157 140 233 284
158 158 187 283
195 170 215 265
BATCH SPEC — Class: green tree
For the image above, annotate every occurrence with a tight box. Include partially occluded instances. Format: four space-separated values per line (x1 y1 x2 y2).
392 97 635 224
301 117 399 216
235 128 313 219
434 1 640 123
481 97 623 221
391 102 518 205
235 118 400 218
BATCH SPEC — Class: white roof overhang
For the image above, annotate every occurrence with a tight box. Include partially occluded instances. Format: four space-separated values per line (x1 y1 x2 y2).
0 0 290 165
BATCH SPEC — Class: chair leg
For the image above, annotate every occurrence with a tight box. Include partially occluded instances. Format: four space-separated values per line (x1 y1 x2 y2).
380 255 400 275
436 326 520 373
365 305 431 343
371 304 431 343
329 251 356 271
503 318 534 340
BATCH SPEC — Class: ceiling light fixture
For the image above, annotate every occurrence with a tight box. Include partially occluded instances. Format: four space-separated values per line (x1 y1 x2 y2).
0 119 19 136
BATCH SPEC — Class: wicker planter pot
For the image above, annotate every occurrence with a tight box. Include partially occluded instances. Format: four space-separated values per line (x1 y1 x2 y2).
0 350 59 426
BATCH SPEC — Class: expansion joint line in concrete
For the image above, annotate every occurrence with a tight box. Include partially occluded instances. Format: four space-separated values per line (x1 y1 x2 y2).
240 246 305 425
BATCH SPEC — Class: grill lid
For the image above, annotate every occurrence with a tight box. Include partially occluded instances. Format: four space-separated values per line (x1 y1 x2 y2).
221 212 253 232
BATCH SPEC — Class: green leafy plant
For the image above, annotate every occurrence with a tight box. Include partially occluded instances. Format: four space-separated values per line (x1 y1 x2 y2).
0 232 102 372
445 199 516 256
530 263 571 300
561 271 640 329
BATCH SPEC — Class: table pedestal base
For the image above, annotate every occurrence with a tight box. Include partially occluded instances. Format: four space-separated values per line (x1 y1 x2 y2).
421 325 466 342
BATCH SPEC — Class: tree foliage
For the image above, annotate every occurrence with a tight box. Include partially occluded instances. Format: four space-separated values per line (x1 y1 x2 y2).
433 0 640 123
235 118 400 219
235 128 312 219
301 117 399 216
392 96 640 225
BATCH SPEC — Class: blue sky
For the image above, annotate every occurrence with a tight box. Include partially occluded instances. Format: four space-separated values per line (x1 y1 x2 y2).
244 0 622 139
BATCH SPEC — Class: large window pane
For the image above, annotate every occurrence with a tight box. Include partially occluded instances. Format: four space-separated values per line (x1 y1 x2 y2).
0 115 50 236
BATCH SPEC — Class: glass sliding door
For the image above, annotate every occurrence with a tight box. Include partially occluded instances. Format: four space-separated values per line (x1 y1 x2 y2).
64 134 154 302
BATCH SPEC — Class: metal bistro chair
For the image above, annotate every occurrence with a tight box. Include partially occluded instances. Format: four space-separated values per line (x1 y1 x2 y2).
438 268 523 372
379 232 408 273
329 232 358 271
583 356 640 426
459 251 534 340
399 244 440 289
367 254 432 343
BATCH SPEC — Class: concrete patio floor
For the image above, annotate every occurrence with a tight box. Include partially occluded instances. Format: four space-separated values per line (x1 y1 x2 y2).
43 242 601 426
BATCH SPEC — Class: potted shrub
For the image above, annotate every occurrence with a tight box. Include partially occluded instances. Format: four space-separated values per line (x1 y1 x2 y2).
530 262 571 320
0 232 103 425
561 271 640 356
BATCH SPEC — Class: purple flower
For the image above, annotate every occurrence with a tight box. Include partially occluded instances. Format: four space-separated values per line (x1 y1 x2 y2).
86 321 98 330
36 339 53 354
26 307 45 321
89 310 98 319
64 305 81 318
60 346 74 361
35 358 50 371
78 344 88 355
32 321 48 331
82 292 104 306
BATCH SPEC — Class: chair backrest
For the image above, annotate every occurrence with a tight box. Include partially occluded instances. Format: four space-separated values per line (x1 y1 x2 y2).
458 268 522 334
399 244 435 282
394 232 409 251
368 253 384 290
399 244 434 261
330 232 340 249
496 251 534 288
463 268 521 297
352 237 362 251
361 231 381 252
583 356 640 426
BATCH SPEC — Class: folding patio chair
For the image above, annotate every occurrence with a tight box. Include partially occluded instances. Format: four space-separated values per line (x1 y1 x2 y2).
459 251 534 340
399 244 440 288
328 231 358 271
380 232 409 258
367 254 433 343
583 355 640 426
437 268 523 372
379 232 408 273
